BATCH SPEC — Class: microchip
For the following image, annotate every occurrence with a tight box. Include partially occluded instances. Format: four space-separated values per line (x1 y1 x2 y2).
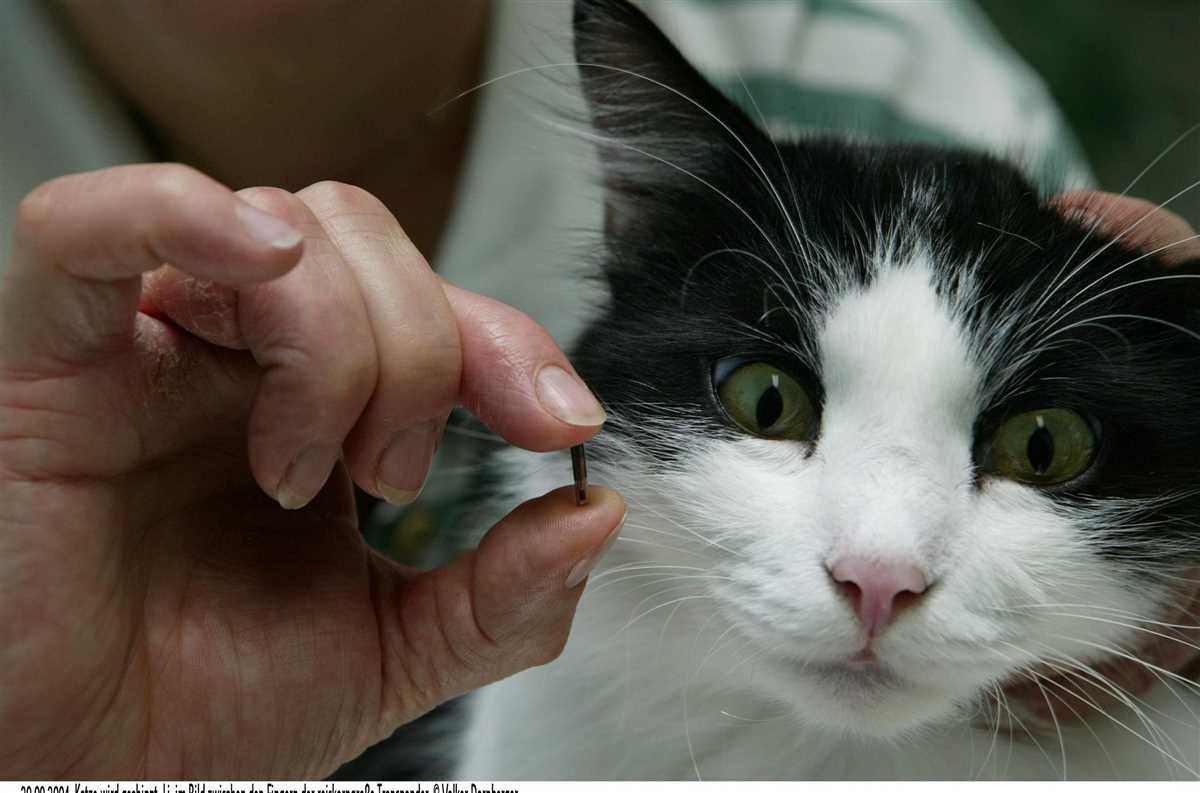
571 444 588 506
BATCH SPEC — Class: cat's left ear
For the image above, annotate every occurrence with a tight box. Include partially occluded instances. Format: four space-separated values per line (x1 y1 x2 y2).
573 0 768 233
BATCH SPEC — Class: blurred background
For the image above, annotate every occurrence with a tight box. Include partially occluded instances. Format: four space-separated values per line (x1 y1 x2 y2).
979 0 1199 222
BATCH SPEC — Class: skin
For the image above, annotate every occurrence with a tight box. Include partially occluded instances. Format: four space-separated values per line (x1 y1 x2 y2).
1 0 1195 780
54 0 491 258
0 1 625 779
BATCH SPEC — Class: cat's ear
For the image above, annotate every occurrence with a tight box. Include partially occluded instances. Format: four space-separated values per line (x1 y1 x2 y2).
573 0 765 234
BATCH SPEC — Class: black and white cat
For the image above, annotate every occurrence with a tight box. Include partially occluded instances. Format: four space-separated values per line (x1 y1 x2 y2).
460 0 1200 779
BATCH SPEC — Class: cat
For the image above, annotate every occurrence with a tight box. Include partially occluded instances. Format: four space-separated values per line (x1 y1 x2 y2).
458 0 1200 779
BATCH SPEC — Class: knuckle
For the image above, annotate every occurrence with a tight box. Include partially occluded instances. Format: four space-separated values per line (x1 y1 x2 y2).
147 162 206 203
13 174 85 242
300 180 387 215
238 186 308 225
395 337 461 399
339 353 379 408
312 318 379 404
259 336 319 375
14 184 56 242
270 335 377 410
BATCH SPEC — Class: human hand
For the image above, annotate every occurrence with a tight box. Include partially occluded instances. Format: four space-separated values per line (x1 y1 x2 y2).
0 164 625 778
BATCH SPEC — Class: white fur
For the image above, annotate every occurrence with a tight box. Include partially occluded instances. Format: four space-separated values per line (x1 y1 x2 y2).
459 253 1200 780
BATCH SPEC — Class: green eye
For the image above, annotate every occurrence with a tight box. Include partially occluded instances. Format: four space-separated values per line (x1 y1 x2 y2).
987 408 1097 485
715 361 816 440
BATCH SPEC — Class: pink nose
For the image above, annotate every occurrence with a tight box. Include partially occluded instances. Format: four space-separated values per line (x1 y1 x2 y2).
828 557 929 637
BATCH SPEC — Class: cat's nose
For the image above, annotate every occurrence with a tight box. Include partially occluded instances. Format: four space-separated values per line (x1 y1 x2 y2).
827 556 929 637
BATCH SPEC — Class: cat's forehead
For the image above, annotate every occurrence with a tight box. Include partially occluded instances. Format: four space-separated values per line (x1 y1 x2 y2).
818 253 980 426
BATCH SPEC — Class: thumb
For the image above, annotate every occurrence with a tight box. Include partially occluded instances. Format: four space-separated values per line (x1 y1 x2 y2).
368 485 626 730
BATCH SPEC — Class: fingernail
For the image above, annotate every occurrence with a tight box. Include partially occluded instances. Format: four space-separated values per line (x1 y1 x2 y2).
376 421 441 505
277 444 337 510
565 511 626 589
236 202 304 250
535 365 606 427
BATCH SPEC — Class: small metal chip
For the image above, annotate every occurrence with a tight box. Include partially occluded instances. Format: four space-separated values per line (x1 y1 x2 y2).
571 444 588 506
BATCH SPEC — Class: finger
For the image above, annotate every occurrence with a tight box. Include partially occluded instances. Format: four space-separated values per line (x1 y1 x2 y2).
1052 190 1200 267
295 182 462 506
442 283 607 452
1 164 302 369
233 187 379 510
140 266 246 350
370 485 626 726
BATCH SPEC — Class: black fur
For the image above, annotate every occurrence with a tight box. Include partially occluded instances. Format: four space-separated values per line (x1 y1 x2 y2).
570 0 1200 564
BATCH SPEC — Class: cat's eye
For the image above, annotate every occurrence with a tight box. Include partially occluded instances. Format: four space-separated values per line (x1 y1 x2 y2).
986 408 1097 485
714 360 815 440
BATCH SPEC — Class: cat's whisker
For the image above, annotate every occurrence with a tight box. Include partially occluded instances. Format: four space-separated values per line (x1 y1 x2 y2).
549 120 792 273
976 222 1044 252
718 708 789 724
629 499 745 559
1003 607 1200 657
681 248 774 311
1030 673 1069 779
617 519 726 551
1031 652 1191 777
591 562 712 581
680 610 739 782
993 684 1035 779
982 645 1062 774
628 580 716 617
501 55 818 278
657 600 689 651
1041 312 1200 349
720 641 777 679
1036 236 1200 333
1023 668 1115 779
691 622 742 688
998 641 1192 776
1047 119 1200 288
593 65 810 265
1036 632 1200 709
1114 122 1200 203
577 67 810 268
994 602 1200 633
610 535 713 560
732 71 811 263
590 572 732 596
1026 172 1200 325
1030 642 1193 772
973 684 1003 779
1037 177 1200 319
619 592 715 635
1027 638 1200 729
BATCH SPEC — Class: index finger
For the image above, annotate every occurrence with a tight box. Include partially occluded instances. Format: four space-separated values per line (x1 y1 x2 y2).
442 282 607 453
1 163 303 370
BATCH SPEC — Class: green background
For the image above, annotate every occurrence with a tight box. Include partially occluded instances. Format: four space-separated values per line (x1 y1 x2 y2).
980 0 1200 223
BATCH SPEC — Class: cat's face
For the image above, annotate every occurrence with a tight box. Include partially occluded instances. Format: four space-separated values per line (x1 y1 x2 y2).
570 0 1200 736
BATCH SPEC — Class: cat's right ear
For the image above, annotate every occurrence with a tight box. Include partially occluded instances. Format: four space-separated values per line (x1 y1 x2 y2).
572 0 766 236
